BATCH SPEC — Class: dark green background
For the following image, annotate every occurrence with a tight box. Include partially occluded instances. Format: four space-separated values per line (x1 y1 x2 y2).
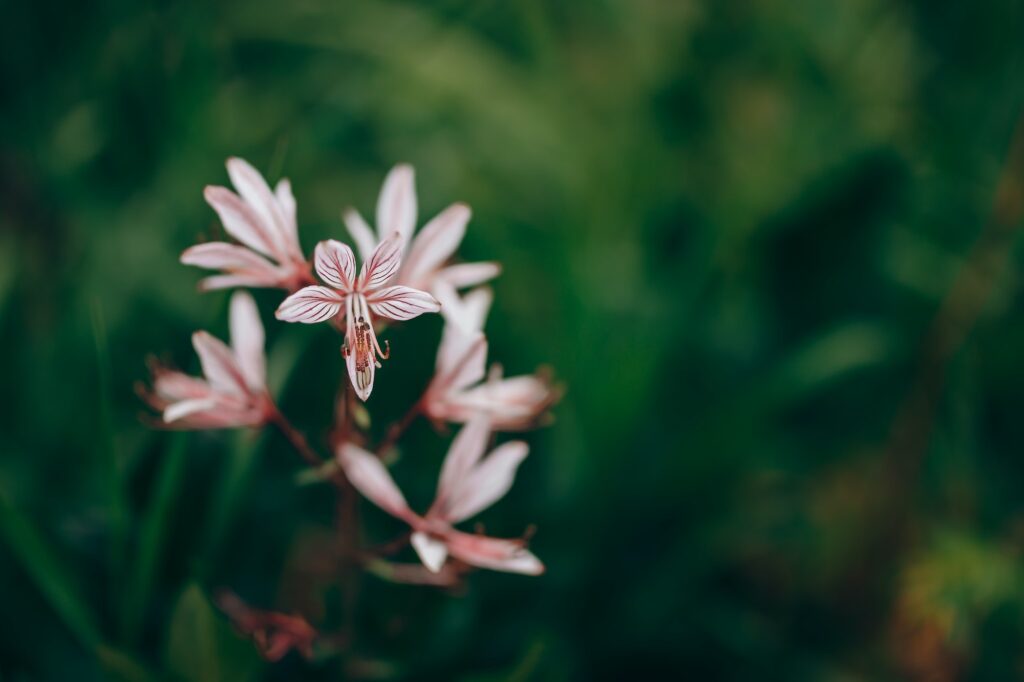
3 1 1024 680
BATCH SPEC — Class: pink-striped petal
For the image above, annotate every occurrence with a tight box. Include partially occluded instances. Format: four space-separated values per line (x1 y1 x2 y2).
226 157 290 261
275 286 345 324
344 295 377 401
376 164 416 245
192 331 248 395
359 232 404 290
366 285 440 321
442 441 528 522
443 531 544 575
204 186 278 260
402 203 470 286
343 208 378 263
434 413 491 509
313 240 356 292
410 532 449 573
337 443 415 522
229 291 266 391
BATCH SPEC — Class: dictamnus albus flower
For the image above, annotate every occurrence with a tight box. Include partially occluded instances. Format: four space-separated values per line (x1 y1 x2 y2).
181 157 312 291
274 233 440 401
338 414 543 576
142 291 273 429
423 288 556 430
343 164 500 298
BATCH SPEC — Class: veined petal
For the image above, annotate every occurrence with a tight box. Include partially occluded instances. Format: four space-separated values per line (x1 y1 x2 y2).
442 441 528 523
345 294 377 401
376 164 416 245
275 286 345 324
229 291 266 391
180 242 278 273
274 178 302 258
337 443 415 522
402 203 470 286
438 262 501 289
343 208 378 263
410 531 449 573
163 397 219 424
443 531 544 575
192 331 248 395
313 240 356 292
367 285 440 321
226 157 290 261
435 413 492 510
359 232 404 290
204 186 278 260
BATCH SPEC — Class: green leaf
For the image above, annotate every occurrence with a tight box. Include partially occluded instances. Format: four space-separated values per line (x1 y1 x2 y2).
164 584 263 682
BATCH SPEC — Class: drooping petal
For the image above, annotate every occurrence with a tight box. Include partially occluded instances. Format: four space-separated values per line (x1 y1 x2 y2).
443 531 544 575
337 443 416 523
226 157 290 261
163 397 219 424
359 232 404 290
434 413 491 509
441 441 528 522
376 164 416 245
313 240 356 292
344 294 376 401
401 203 470 287
275 286 345 324
438 262 501 289
204 186 279 260
229 291 266 391
367 285 440 321
274 178 302 258
410 531 449 573
192 331 248 395
343 208 378 262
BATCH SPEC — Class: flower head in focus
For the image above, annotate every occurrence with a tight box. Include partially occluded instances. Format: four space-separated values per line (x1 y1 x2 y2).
343 164 500 297
182 158 312 291
275 233 440 401
141 291 273 429
338 413 543 576
424 288 557 430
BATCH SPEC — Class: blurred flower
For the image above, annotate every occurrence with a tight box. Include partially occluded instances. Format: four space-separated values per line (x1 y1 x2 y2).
424 288 557 429
181 157 312 291
142 291 273 428
343 164 499 297
275 234 440 401
216 591 317 661
338 414 542 576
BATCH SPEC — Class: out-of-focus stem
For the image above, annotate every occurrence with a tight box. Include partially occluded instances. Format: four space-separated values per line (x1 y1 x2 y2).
376 399 423 457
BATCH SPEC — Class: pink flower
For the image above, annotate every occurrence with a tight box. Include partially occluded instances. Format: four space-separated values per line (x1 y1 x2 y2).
337 414 543 576
423 288 556 430
142 291 273 429
181 157 312 291
343 164 500 297
274 233 440 401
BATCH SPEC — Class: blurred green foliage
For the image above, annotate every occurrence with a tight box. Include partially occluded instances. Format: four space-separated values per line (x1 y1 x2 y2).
2 0 1024 679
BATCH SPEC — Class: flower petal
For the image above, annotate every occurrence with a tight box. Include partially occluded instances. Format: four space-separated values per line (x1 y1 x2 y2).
438 262 501 289
402 203 470 287
410 531 449 573
192 331 248 395
229 291 266 391
433 326 487 392
437 285 492 334
313 240 356 292
343 208 378 262
344 295 377 401
274 178 302 258
226 157 291 261
337 443 415 522
163 397 219 424
180 242 278 274
376 164 416 245
443 531 544 575
204 186 279 260
442 441 528 522
367 285 440 321
359 232 404 290
434 413 491 511
275 286 345 324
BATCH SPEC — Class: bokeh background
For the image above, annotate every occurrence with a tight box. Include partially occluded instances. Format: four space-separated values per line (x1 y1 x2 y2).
3 1 1024 680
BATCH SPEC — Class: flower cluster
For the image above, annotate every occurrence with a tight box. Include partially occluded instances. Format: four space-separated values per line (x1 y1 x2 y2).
142 158 558 660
